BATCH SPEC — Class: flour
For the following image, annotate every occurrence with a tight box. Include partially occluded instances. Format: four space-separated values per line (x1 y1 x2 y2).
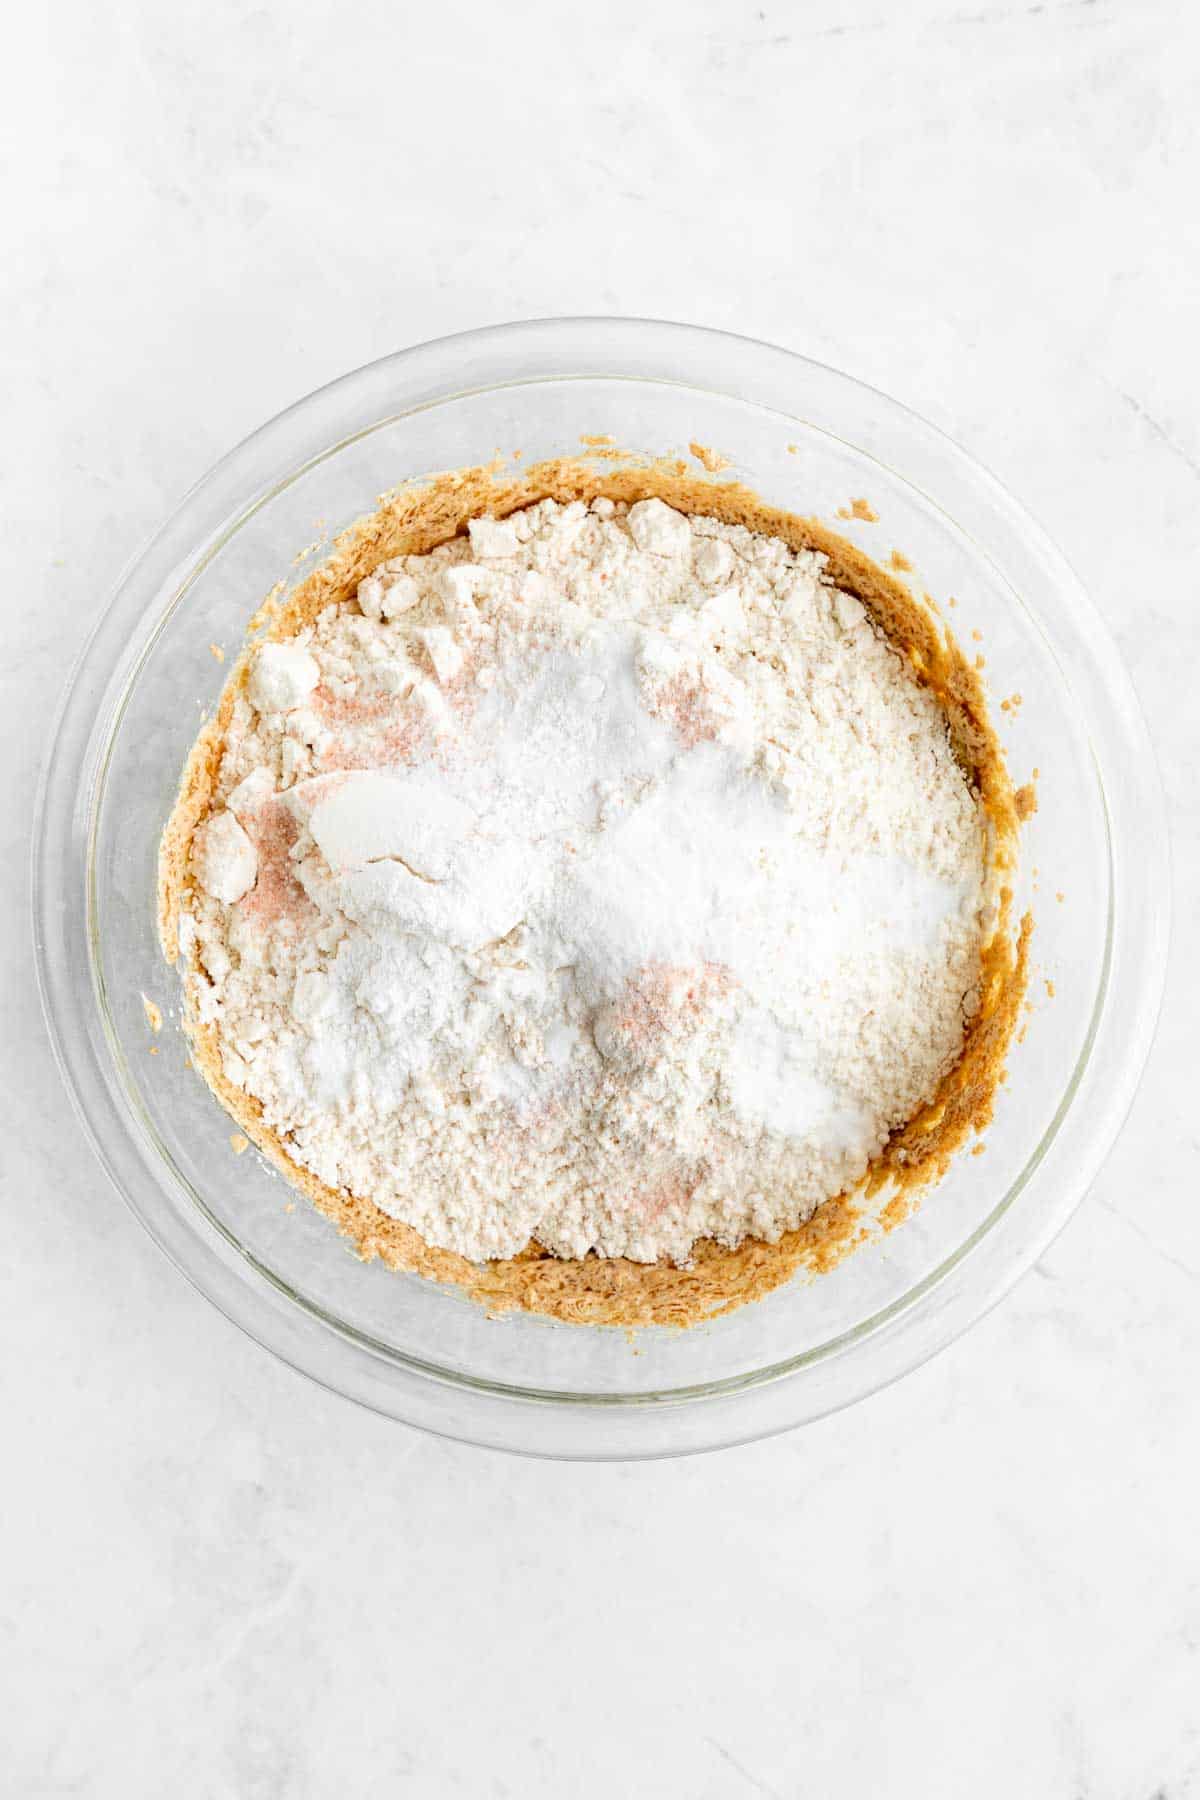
179 496 989 1266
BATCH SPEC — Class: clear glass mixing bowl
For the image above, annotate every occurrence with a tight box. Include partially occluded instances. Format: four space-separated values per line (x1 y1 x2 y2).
33 319 1169 1458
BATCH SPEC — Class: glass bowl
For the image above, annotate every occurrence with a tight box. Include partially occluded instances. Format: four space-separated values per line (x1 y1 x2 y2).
33 318 1169 1459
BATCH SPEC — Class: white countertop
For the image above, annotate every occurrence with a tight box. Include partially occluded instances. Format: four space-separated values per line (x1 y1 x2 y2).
7 0 1199 1792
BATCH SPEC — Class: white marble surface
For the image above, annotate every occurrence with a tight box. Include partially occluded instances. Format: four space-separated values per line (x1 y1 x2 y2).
5 0 1199 1792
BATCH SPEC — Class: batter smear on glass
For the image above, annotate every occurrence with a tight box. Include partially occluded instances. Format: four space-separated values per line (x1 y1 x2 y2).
160 460 1028 1327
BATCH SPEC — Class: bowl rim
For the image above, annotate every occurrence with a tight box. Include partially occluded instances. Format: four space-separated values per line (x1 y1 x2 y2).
32 315 1171 1458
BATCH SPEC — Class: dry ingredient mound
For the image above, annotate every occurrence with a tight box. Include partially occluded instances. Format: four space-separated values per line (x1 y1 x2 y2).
174 493 993 1270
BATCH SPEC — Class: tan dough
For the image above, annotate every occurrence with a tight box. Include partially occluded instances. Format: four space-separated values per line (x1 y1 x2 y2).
159 451 1029 1330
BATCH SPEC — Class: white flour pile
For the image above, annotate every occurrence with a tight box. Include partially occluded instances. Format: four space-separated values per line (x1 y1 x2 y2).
179 496 990 1265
